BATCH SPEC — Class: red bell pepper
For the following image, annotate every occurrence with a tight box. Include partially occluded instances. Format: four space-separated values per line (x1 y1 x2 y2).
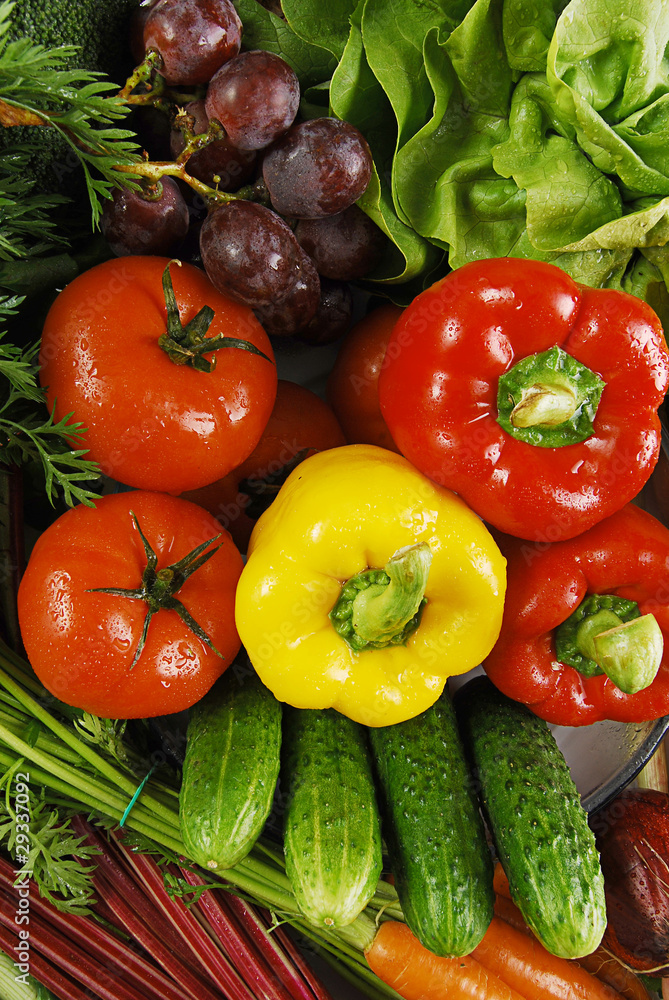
483 503 669 726
378 257 669 542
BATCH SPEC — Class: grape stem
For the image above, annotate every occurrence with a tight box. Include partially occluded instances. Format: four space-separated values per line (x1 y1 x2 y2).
116 50 202 110
171 111 226 165
113 158 268 207
118 51 164 100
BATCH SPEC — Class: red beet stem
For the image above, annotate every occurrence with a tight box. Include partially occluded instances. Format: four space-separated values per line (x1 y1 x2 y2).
110 832 258 1000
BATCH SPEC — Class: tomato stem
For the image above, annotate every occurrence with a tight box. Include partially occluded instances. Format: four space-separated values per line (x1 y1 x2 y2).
88 512 224 668
157 262 273 371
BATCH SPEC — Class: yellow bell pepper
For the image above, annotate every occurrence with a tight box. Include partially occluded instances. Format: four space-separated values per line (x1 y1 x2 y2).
235 444 506 727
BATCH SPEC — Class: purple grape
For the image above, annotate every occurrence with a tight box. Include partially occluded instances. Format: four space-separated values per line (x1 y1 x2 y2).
170 100 257 190
298 279 353 345
254 264 321 337
101 177 190 256
262 117 373 219
199 200 317 309
294 204 387 280
205 50 300 151
143 0 242 86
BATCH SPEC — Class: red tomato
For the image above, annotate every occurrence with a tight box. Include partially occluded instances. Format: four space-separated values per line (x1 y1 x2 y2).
39 256 277 494
17 491 244 718
326 303 403 453
181 379 346 551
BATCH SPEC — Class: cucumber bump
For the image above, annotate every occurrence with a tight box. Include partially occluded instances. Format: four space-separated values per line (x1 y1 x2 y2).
281 706 383 929
179 663 282 870
368 687 494 957
455 675 606 959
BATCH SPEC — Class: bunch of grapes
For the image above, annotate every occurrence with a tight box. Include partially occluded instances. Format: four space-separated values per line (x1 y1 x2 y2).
102 0 387 342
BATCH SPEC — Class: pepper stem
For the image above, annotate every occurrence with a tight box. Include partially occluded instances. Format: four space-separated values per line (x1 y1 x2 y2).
352 544 432 643
329 543 432 652
591 615 664 695
554 593 664 693
510 381 579 428
574 609 625 662
496 345 605 447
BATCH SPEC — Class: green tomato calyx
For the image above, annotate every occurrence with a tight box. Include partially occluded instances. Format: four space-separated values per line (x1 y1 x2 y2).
158 261 273 372
87 512 223 668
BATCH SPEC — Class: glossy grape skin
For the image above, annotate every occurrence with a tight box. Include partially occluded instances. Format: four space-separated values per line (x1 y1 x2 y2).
295 205 387 280
101 178 190 257
205 50 300 151
200 200 316 309
298 278 353 345
254 263 321 337
262 118 373 219
170 100 257 190
143 0 242 86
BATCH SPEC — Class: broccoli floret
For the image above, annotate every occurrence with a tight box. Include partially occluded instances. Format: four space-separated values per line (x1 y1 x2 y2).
2 0 141 198
8 0 140 78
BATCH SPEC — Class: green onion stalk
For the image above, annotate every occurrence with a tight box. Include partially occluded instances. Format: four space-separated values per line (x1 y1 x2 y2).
0 637 404 1000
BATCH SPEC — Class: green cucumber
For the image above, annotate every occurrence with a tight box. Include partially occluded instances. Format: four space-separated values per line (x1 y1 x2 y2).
455 675 606 959
179 663 282 870
281 706 383 929
368 687 494 957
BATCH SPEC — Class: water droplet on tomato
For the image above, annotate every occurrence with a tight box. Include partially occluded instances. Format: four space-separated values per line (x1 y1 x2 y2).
155 641 200 680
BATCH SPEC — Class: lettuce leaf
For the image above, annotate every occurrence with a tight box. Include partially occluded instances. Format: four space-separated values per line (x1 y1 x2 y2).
233 0 336 88
491 72 622 250
329 1 441 283
547 0 669 197
502 0 570 71
280 0 358 61
258 0 669 308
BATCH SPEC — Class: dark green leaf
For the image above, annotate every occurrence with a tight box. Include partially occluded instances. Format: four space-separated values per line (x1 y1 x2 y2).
330 1 440 283
232 0 336 87
0 253 80 297
281 0 357 61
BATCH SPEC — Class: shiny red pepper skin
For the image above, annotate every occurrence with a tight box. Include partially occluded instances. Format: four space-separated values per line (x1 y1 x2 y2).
483 503 669 726
378 257 669 542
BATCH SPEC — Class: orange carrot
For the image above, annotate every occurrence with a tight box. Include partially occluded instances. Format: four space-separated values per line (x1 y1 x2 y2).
365 920 527 1000
493 864 650 1000
493 896 650 1000
493 861 511 899
472 916 624 1000
494 893 528 933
